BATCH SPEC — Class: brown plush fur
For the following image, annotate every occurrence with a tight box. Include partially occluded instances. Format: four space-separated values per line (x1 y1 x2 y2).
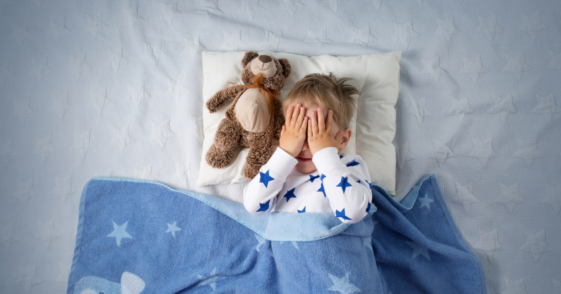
205 51 291 179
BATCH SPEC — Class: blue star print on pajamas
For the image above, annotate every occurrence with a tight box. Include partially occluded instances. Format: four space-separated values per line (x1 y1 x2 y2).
318 183 326 197
336 209 352 221
298 207 306 213
259 170 274 188
283 188 297 202
257 200 270 212
309 174 320 183
346 160 359 167
336 177 352 193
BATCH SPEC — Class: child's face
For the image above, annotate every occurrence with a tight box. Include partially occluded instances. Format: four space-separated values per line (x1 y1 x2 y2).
287 102 348 174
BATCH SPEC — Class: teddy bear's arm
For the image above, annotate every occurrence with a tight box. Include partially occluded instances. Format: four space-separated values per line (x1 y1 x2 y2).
206 85 246 113
272 99 285 140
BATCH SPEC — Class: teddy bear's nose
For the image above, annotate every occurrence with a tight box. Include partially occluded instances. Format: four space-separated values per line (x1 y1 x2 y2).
259 55 272 63
251 55 277 78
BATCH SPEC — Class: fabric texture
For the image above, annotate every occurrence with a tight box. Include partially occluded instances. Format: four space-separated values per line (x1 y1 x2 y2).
199 51 401 197
67 175 485 294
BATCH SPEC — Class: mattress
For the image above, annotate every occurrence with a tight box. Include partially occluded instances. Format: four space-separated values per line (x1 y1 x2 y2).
0 0 560 293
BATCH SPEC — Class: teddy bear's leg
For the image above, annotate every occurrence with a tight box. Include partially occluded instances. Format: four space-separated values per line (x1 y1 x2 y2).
244 133 275 179
205 118 242 169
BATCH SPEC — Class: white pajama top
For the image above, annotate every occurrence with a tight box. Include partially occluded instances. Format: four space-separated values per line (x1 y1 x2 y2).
242 147 373 224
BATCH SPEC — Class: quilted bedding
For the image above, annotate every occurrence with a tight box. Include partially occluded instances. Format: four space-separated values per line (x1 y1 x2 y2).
1 0 560 293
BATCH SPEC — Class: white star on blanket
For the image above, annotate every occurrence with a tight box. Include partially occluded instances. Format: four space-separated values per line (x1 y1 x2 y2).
350 25 375 46
494 182 524 213
502 53 530 81
531 94 559 121
452 182 479 211
165 222 182 238
488 94 516 123
197 268 226 291
546 50 561 70
448 96 474 120
434 17 458 41
512 138 543 167
307 28 333 46
540 184 561 214
107 221 132 247
475 14 502 41
327 272 362 294
430 139 454 167
459 55 488 82
502 277 528 294
519 13 545 40
418 193 434 209
393 20 420 47
519 230 549 262
468 137 497 166
473 229 502 258
406 241 431 260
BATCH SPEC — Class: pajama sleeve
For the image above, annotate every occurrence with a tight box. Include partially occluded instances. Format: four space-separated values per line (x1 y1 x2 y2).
312 147 373 224
243 147 298 215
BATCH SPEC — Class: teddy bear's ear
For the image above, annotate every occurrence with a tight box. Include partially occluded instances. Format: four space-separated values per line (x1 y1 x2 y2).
242 51 259 67
278 58 291 78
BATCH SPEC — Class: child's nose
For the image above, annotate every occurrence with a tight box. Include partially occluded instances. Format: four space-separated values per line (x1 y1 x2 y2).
302 139 310 151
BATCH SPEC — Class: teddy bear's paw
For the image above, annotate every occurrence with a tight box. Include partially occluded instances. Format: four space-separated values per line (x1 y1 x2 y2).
206 99 219 113
205 144 236 168
243 164 259 179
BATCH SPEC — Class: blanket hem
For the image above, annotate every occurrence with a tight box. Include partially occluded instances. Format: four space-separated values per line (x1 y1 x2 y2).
83 177 376 242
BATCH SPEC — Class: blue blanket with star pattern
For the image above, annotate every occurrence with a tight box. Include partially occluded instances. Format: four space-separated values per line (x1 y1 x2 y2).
67 175 486 294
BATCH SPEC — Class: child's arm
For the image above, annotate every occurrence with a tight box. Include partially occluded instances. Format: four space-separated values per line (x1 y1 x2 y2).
243 105 308 214
312 148 372 224
308 108 372 224
243 147 297 214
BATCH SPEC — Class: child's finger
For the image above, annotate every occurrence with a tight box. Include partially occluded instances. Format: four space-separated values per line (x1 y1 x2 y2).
285 106 293 124
290 105 300 128
299 117 307 134
311 111 319 135
317 108 325 132
307 119 312 139
296 107 306 128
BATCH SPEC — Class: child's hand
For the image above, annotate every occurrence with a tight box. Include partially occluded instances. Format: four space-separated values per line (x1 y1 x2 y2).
307 108 343 155
279 105 308 157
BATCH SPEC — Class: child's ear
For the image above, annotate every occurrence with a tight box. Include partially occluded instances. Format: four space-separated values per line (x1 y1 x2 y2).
339 129 352 150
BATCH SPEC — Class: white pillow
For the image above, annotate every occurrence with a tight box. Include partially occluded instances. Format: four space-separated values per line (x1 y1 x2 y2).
198 51 401 196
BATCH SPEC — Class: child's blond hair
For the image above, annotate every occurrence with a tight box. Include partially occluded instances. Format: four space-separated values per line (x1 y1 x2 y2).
283 73 359 129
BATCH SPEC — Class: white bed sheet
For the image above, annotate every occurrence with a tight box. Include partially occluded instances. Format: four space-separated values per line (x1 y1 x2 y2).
0 0 560 293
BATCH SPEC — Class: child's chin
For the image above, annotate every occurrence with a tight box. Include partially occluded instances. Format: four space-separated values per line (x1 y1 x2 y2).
295 162 317 174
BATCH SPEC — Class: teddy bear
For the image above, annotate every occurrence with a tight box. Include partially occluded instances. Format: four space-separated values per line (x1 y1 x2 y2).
205 51 291 179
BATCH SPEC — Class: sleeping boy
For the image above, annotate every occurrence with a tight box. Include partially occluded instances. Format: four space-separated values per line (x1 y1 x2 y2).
243 73 373 224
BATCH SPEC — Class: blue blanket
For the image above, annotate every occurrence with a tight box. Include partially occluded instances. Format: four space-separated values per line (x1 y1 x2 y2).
67 175 486 294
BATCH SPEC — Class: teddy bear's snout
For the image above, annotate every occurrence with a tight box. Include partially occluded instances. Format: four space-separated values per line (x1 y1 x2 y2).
251 55 277 78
